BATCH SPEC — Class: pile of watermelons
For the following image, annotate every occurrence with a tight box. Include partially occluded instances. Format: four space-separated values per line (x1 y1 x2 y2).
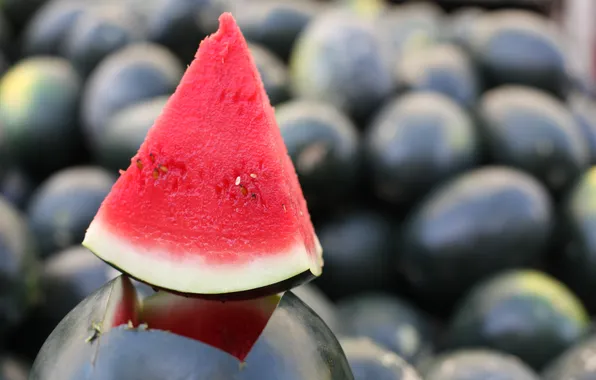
0 0 595 378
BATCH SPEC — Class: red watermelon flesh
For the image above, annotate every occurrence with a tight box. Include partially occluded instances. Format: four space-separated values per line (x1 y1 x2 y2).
83 13 323 296
140 291 281 361
109 275 141 328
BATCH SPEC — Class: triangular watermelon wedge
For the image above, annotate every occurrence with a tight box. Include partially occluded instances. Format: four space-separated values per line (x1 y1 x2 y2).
83 13 323 297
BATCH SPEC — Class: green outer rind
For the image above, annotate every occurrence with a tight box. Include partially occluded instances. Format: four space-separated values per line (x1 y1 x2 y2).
30 276 140 380
31 287 354 380
100 259 315 301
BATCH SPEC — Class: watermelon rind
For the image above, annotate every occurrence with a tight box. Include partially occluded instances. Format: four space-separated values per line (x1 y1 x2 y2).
83 224 322 298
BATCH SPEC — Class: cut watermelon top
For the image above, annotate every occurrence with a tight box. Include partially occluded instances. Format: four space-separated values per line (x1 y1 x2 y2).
83 13 322 296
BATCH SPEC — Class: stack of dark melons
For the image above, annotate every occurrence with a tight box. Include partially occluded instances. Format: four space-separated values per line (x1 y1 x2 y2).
0 0 594 379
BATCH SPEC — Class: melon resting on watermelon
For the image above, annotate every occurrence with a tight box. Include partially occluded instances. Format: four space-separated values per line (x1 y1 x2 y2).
83 13 323 297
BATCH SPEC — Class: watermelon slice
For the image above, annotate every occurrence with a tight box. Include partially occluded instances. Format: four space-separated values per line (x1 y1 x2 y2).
82 13 323 297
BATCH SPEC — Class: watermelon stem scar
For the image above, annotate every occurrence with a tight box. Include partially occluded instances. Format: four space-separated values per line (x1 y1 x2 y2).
82 13 323 298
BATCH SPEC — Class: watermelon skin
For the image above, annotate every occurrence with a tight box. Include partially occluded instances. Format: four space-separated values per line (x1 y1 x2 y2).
468 10 568 98
250 43 290 106
340 337 423 380
365 92 479 207
444 270 588 370
129 0 215 64
543 335 596 380
292 283 340 333
315 210 396 300
420 350 539 380
21 0 88 57
399 167 553 303
0 168 36 210
83 13 323 297
62 4 143 77
0 196 40 339
31 276 354 380
7 246 113 360
444 7 484 51
337 293 435 365
232 0 322 62
276 100 360 212
569 94 596 165
479 86 589 195
81 43 183 143
558 167 596 312
27 167 116 258
290 9 394 124
396 44 480 109
30 276 140 380
0 57 84 179
377 3 442 64
96 96 169 173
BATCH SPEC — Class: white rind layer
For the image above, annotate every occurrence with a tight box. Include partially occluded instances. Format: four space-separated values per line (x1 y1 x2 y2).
82 218 323 295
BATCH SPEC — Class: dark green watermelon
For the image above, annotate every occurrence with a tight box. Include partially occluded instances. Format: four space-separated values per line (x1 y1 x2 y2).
396 44 480 109
400 167 553 302
0 196 40 338
337 293 434 365
276 100 360 211
0 57 83 178
0 356 29 380
569 93 596 165
376 2 442 64
334 0 387 20
81 42 183 143
444 269 589 370
467 10 568 97
250 43 290 105
8 246 112 359
129 0 218 64
0 168 37 210
479 85 589 195
231 0 322 62
61 3 144 77
21 0 88 56
27 166 116 258
365 92 479 206
314 209 397 299
443 7 484 51
558 166 596 312
96 96 168 172
290 9 393 123
41 246 112 320
420 349 539 380
30 276 354 380
340 337 422 380
543 334 596 379
292 283 340 333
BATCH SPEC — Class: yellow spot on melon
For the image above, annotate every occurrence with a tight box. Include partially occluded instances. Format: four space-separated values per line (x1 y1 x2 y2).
518 271 588 324
347 0 384 19
570 167 596 216
0 64 38 119
586 167 596 187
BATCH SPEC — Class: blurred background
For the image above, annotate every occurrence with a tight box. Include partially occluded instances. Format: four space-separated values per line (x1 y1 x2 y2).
0 0 595 378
